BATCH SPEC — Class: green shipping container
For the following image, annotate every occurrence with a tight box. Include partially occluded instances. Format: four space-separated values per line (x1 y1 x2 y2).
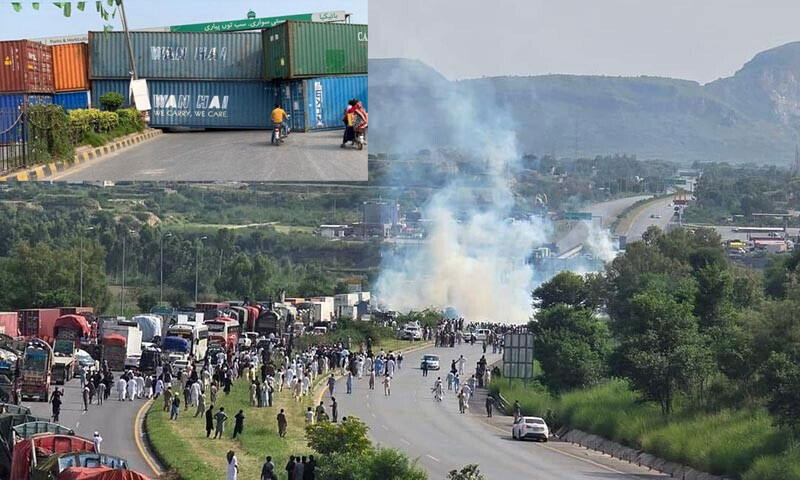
262 21 368 80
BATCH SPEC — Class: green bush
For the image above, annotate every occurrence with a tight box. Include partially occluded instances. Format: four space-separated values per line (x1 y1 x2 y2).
117 108 145 133
26 103 74 162
99 92 125 112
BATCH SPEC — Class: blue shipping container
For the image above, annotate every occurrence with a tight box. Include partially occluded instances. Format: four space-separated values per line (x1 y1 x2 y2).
0 94 52 143
89 31 263 80
276 75 367 132
54 91 90 112
92 79 277 129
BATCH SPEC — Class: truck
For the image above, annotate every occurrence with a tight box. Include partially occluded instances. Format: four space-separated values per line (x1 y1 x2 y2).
19 339 53 401
51 314 93 385
0 336 21 404
17 309 60 341
253 308 284 337
100 321 143 371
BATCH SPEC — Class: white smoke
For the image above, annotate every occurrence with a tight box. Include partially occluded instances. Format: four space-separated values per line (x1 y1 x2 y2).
585 222 619 263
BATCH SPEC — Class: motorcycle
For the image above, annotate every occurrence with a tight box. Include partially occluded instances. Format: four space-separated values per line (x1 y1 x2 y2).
271 116 290 146
353 127 367 150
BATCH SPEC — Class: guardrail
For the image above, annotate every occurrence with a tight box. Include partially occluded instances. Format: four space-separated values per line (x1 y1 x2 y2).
492 391 510 414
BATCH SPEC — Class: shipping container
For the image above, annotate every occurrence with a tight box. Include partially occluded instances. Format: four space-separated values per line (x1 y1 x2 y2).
0 93 53 143
52 43 89 92
276 75 367 131
92 79 277 129
58 306 93 316
53 91 90 111
89 31 263 80
17 308 61 339
0 40 54 93
0 312 18 337
262 21 368 80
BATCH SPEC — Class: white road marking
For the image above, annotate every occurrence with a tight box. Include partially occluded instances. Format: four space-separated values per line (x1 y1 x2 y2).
381 424 389 431
400 438 410 445
426 454 440 462
75 422 80 428
371 412 377 418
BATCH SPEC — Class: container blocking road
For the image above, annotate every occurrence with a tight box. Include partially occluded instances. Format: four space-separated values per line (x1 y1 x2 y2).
46 129 367 181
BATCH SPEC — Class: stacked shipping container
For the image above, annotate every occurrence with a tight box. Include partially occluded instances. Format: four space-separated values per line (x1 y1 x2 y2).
52 42 91 112
0 40 55 146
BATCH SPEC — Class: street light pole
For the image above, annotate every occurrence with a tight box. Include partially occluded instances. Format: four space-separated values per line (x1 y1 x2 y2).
79 226 95 307
195 236 208 305
160 232 173 305
121 234 126 316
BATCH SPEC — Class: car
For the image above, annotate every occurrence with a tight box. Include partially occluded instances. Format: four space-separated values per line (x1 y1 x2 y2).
312 326 328 335
512 416 550 442
650 214 662 219
400 325 422 341
470 328 491 342
74 349 98 373
124 354 141 370
420 354 440 370
238 332 260 349
172 359 190 373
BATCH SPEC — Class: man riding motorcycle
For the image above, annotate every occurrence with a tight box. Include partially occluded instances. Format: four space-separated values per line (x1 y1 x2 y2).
271 103 289 137
353 100 368 144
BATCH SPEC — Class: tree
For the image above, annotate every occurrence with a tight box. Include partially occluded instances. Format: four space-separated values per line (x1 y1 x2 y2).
136 289 157 313
305 416 371 456
99 92 125 112
447 465 486 480
763 352 800 436
532 271 591 309
613 287 712 414
529 305 611 392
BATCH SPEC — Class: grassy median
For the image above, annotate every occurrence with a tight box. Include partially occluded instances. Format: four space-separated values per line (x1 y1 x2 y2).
490 378 800 480
146 339 428 479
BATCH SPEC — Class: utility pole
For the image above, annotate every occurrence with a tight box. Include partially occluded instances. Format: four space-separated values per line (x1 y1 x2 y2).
195 236 208 305
160 232 172 305
118 0 138 80
121 234 126 316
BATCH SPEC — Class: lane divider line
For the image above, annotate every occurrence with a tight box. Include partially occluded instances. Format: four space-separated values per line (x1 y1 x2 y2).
134 398 165 477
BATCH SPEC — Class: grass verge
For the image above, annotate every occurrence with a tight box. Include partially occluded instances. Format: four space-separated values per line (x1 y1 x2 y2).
489 378 800 480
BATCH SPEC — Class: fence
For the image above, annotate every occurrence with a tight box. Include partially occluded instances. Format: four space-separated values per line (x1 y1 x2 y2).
0 103 51 175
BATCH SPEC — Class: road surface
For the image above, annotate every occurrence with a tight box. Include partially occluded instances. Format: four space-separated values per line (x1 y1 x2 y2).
556 195 650 252
47 130 367 182
685 225 800 243
335 343 667 479
622 196 677 241
22 379 155 476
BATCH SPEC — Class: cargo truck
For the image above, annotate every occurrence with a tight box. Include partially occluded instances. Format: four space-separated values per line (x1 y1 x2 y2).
100 321 143 371
17 309 60 340
20 339 52 401
51 314 92 384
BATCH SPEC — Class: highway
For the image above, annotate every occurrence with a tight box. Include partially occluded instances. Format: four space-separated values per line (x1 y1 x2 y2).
556 195 650 251
620 196 676 241
21 380 156 476
335 343 667 480
47 130 367 182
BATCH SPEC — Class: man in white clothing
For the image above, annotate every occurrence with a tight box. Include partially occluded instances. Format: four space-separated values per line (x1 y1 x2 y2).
126 377 136 402
117 378 127 401
457 355 467 376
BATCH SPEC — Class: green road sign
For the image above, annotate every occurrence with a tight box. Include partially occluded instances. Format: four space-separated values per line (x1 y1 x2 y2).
664 178 687 185
563 212 592 221
169 11 347 32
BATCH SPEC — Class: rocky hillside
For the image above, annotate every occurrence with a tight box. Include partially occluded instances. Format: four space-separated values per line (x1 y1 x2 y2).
369 42 800 165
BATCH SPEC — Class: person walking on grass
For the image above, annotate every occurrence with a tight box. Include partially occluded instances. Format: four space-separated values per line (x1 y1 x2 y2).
261 455 276 480
277 409 287 438
170 395 180 420
285 456 295 480
314 401 325 423
214 407 228 438
233 409 245 439
205 404 214 438
305 407 314 426
226 450 239 480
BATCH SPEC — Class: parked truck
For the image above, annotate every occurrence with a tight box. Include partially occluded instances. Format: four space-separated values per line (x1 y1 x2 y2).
51 315 92 385
20 339 53 402
100 321 143 371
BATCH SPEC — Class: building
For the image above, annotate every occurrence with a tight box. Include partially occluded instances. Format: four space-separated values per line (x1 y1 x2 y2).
319 224 353 238
363 200 399 225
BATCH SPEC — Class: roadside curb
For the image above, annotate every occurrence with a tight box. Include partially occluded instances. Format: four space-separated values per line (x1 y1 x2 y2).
0 129 162 182
136 398 167 478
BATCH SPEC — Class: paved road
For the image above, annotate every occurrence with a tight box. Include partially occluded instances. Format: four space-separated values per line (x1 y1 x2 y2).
685 225 800 243
556 195 650 252
48 130 367 182
21 379 155 476
335 343 667 480
623 196 676 241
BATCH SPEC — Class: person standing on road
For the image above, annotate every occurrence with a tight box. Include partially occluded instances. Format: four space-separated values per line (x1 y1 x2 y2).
79 365 86 389
277 409 287 438
82 384 90 412
126 376 136 402
457 389 467 414
96 381 105 405
214 407 228 438
50 389 62 422
368 368 375 390
346 371 353 394
383 376 392 396
330 397 338 423
233 409 245 439
422 359 429 377
327 374 336 397
261 455 276 480
92 432 102 452
397 353 403 370
486 395 495 417
457 355 467 376
226 450 239 480
205 404 214 438
513 400 522 422
117 377 126 401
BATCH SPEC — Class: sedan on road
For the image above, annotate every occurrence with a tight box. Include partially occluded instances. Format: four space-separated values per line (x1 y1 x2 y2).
512 416 550 442
124 354 141 370
420 354 440 370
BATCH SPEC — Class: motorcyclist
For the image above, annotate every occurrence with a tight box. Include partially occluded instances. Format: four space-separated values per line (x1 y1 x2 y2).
271 103 289 137
341 99 357 148
353 100 368 144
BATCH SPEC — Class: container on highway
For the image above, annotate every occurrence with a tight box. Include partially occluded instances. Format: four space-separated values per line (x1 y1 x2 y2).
261 21 368 80
89 31 263 80
276 75 367 131
52 43 89 92
0 93 53 143
0 40 54 93
18 308 61 339
92 79 277 129
54 91 90 111
0 312 18 337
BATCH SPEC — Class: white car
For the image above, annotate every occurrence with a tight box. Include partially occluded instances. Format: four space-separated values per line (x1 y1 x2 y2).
420 354 440 370
471 328 491 342
238 332 259 349
400 326 422 341
124 354 141 370
512 416 549 442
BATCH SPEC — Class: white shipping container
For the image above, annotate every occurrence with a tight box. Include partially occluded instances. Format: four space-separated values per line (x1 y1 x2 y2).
358 291 371 303
102 323 143 357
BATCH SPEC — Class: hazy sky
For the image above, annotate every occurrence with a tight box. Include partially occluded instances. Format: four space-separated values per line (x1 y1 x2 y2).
371 0 800 83
0 0 366 39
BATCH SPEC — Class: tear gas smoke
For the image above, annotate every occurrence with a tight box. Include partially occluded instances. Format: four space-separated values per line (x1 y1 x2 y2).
374 74 616 324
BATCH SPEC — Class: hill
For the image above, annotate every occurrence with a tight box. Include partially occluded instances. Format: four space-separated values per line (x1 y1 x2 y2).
369 42 800 165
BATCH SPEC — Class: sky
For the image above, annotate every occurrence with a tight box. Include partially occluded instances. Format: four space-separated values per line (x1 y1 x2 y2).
0 0 366 38
370 0 800 83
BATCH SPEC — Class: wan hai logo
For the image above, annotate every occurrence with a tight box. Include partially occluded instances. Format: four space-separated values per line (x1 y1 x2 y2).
150 46 229 61
152 94 229 118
